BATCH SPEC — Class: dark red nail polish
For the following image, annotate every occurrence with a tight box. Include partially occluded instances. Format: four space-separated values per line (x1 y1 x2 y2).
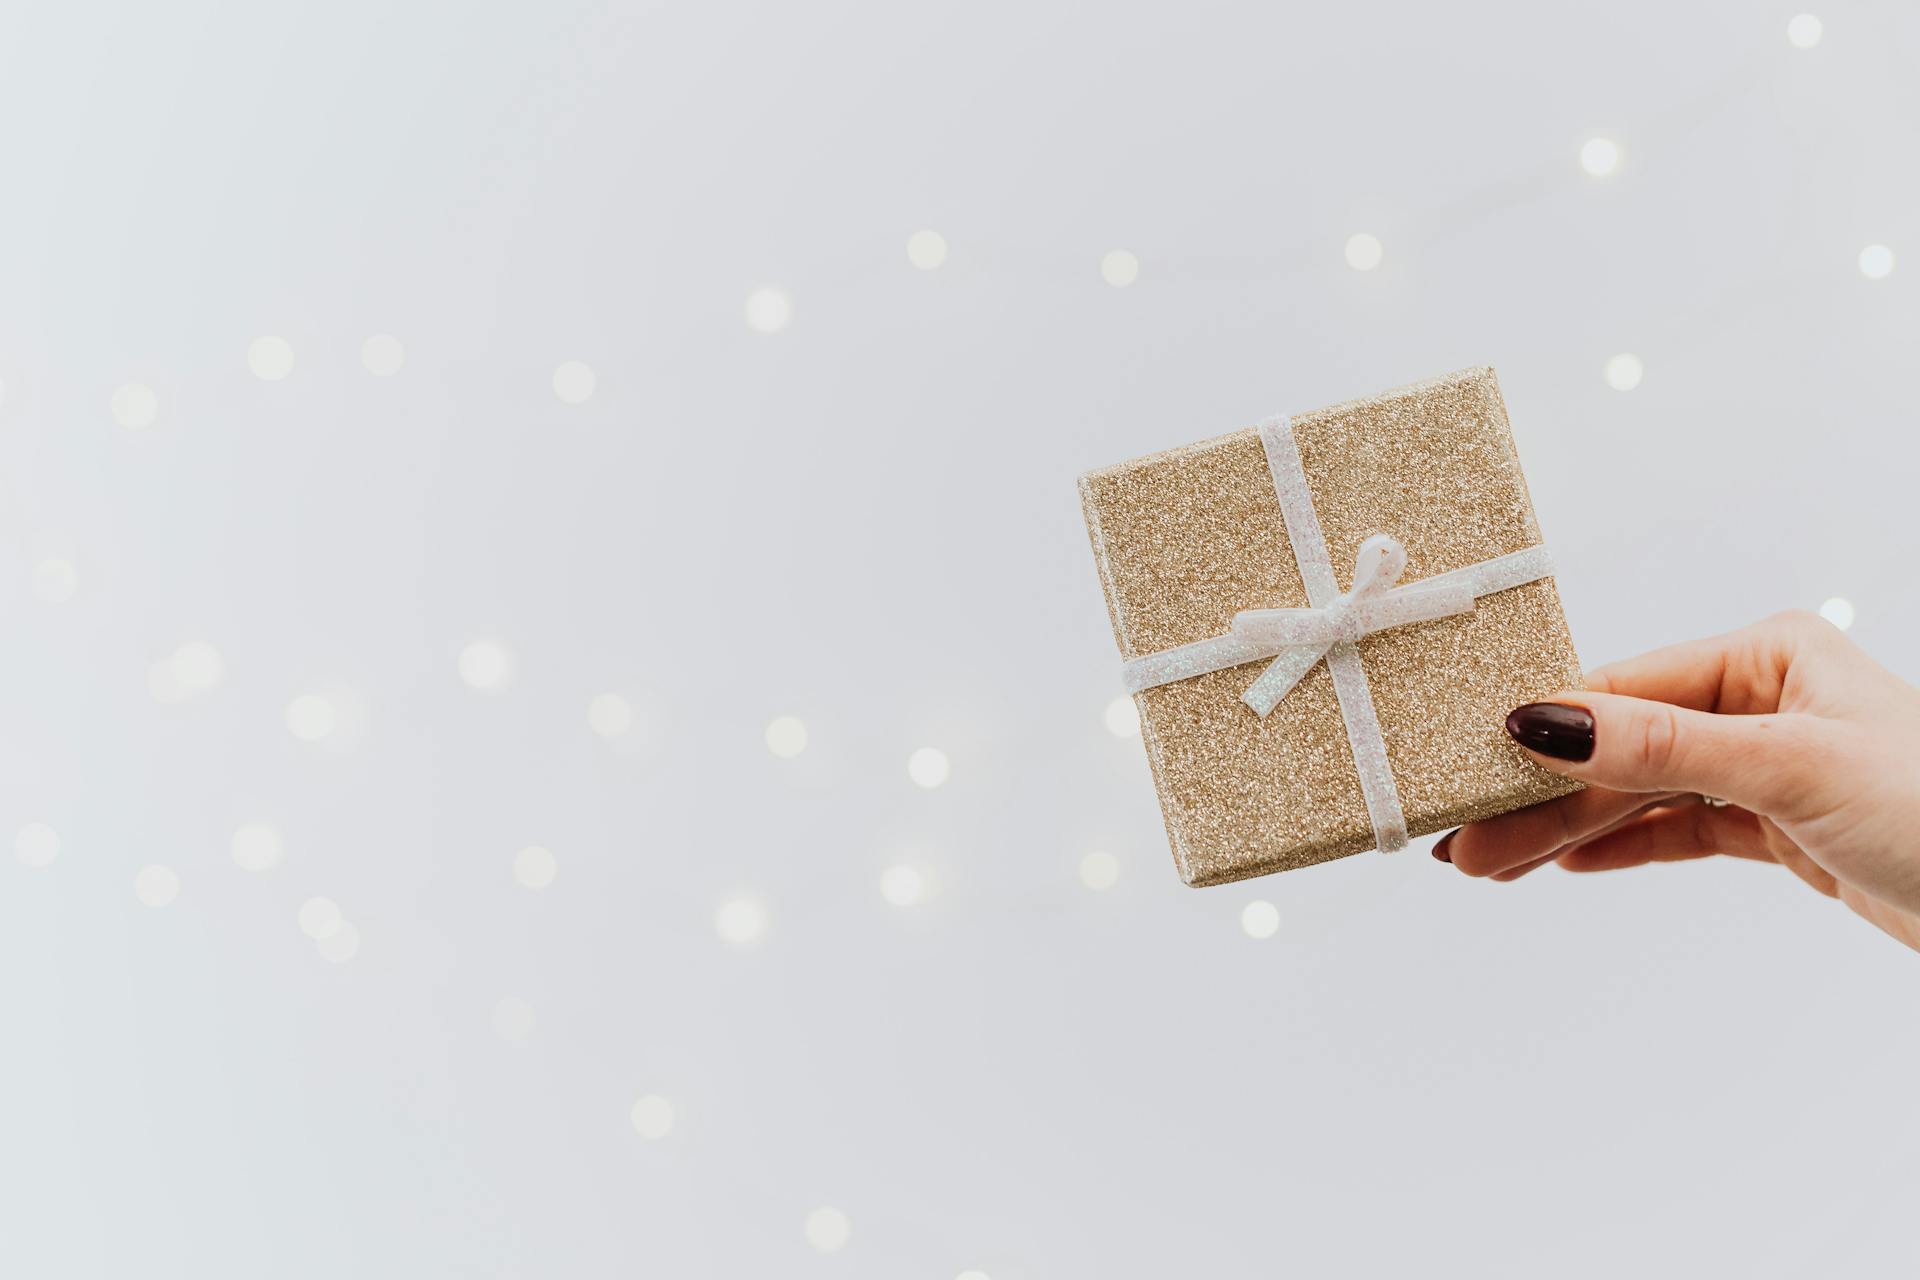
1432 830 1457 863
1505 702 1595 762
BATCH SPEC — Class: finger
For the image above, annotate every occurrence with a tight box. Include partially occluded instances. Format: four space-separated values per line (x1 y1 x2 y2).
1488 852 1558 882
1583 611 1827 715
1446 785 1681 878
1836 883 1920 952
1554 802 1769 872
1504 691 1854 821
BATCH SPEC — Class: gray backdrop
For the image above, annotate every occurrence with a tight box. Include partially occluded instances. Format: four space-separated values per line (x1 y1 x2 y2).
4 2 1916 1276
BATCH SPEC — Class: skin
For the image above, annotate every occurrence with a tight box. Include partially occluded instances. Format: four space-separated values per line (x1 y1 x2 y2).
1445 610 1920 953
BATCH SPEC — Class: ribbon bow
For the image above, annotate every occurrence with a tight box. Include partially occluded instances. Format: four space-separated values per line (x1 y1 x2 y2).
1229 532 1476 716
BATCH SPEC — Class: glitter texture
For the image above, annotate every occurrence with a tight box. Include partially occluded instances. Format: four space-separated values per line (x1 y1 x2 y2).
1078 367 1583 886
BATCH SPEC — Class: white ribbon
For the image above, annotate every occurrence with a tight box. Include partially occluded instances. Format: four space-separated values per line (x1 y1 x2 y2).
1118 417 1556 854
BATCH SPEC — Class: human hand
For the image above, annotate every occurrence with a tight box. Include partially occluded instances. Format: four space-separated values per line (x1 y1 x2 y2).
1437 611 1920 952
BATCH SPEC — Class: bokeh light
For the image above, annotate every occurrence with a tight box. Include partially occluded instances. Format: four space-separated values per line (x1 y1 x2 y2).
1100 249 1140 287
361 333 406 376
458 639 514 692
247 336 295 381
1787 14 1823 48
907 747 951 788
492 996 536 1042
298 896 343 940
32 557 78 603
630 1094 676 1139
765 715 808 758
231 823 284 872
513 845 558 890
552 360 596 403
1579 136 1620 177
134 865 180 907
1079 850 1119 891
15 822 60 868
1859 244 1895 279
744 287 794 333
715 897 768 945
1241 900 1280 939
803 1207 852 1254
1604 352 1644 391
587 693 633 738
879 865 927 906
111 383 159 429
907 229 948 270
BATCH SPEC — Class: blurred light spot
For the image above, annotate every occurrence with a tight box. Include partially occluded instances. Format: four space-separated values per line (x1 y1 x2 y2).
361 333 406 376
1604 353 1644 391
15 822 60 868
956 1271 992 1280
1579 137 1620 177
879 865 926 906
714 897 767 945
630 1094 676 1140
134 865 180 907
231 823 284 872
148 641 224 704
764 715 808 758
1104 695 1140 737
1787 13 1823 48
247 336 294 381
316 921 360 963
171 641 224 692
492 996 536 1042
513 844 558 890
907 229 948 270
1344 233 1383 271
33 557 78 603
744 287 794 334
804 1207 852 1254
552 360 596 403
458 639 513 692
588 693 633 738
1100 249 1139 287
285 693 337 742
1859 244 1895 280
111 383 158 429
1241 900 1280 939
1819 597 1855 631
298 896 343 940
1079 850 1119 891
907 746 950 788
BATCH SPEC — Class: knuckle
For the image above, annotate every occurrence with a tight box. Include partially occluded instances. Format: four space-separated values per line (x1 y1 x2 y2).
1766 608 1836 647
1635 702 1683 779
1686 797 1720 852
1755 715 1839 795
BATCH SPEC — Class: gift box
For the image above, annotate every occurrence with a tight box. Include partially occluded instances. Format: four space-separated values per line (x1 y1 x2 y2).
1078 367 1583 886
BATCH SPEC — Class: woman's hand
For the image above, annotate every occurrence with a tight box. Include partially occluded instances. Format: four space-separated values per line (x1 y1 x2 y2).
1438 610 1920 952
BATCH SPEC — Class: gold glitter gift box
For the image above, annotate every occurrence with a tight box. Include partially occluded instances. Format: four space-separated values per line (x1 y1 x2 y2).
1078 367 1582 886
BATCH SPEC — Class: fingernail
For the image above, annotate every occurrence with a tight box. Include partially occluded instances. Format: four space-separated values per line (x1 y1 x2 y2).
1505 702 1595 762
1432 830 1457 863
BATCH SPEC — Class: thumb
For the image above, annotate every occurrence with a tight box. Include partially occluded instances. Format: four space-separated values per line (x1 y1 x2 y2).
1505 693 1842 817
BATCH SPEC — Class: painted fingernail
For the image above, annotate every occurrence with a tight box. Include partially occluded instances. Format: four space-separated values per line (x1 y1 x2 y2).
1432 830 1458 863
1505 702 1595 762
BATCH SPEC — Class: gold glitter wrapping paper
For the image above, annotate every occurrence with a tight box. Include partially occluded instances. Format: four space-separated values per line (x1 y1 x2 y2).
1079 367 1583 886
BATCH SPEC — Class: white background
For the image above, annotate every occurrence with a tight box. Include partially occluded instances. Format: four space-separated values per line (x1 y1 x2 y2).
3 2 1916 1276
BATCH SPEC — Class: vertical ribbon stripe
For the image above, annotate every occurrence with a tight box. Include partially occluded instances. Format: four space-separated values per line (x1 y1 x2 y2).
1256 418 1410 854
